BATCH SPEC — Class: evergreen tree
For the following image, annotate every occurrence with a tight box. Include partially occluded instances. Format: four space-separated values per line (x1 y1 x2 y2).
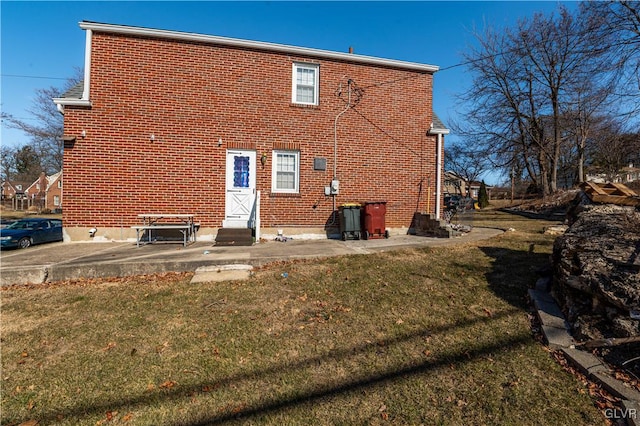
478 180 490 209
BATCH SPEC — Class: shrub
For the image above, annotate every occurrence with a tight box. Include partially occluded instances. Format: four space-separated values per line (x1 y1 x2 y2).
478 181 490 209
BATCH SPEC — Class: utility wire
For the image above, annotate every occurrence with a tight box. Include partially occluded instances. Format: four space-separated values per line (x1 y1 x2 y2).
351 106 421 158
1 74 68 80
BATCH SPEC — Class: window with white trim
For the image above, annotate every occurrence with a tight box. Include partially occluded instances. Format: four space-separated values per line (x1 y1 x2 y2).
272 151 300 193
292 63 319 105
53 195 60 206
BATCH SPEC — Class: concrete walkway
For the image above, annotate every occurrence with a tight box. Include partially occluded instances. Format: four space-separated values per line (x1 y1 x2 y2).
0 227 502 286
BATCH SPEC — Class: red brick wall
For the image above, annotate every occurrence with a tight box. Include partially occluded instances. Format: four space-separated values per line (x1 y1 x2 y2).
62 32 438 229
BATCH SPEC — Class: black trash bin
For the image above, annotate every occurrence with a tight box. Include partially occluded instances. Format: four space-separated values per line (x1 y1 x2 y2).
339 203 362 240
362 201 389 239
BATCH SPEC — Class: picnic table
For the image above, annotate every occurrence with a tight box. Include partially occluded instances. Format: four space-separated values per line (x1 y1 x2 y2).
131 214 198 247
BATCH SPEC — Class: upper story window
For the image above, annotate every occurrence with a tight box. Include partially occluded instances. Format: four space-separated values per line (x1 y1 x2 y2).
292 63 319 105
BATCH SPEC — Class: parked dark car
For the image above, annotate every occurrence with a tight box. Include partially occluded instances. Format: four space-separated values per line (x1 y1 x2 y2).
444 195 461 210
444 195 476 212
0 218 16 229
0 218 63 249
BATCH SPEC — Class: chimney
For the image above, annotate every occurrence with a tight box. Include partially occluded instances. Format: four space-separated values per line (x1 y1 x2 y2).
348 46 353 54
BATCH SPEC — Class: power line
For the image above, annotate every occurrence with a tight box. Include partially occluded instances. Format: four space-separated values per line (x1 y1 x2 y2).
351 106 421 158
1 74 68 80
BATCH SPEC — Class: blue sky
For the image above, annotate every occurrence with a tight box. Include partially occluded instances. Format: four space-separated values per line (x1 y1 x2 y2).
1 1 577 183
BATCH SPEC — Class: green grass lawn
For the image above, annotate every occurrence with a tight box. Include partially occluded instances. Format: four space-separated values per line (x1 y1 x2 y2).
1 209 605 425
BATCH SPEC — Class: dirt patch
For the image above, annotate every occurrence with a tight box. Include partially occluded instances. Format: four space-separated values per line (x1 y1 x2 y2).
507 190 579 219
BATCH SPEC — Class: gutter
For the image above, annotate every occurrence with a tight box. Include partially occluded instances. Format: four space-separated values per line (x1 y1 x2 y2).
79 21 439 73
53 29 93 112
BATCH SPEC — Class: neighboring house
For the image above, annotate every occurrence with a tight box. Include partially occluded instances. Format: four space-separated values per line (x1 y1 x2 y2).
53 21 448 242
586 162 640 185
467 181 482 199
442 171 486 199
1 180 28 209
620 162 640 184
43 171 63 210
443 171 464 196
24 171 63 210
1 180 18 201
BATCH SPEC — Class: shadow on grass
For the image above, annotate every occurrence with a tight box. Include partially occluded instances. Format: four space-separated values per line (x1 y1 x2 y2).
14 241 558 425
28 307 525 425
188 333 531 426
479 245 550 308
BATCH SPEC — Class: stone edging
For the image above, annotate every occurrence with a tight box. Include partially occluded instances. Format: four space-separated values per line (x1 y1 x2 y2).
529 279 640 426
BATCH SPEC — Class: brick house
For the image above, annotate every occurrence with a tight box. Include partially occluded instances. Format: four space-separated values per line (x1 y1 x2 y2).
1 180 28 209
53 21 448 242
23 171 63 211
1 180 20 201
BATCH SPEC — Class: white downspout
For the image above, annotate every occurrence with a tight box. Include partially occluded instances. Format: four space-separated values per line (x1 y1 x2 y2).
435 133 443 219
83 29 92 100
429 123 448 219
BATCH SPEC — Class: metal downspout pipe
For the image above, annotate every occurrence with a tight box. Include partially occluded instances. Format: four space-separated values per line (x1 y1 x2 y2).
332 79 352 217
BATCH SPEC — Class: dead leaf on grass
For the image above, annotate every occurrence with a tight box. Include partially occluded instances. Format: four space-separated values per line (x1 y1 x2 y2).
155 342 169 353
18 420 38 426
159 380 177 389
101 342 117 352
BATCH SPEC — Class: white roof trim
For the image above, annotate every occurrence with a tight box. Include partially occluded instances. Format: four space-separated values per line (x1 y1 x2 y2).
429 128 450 135
79 21 439 73
53 98 91 107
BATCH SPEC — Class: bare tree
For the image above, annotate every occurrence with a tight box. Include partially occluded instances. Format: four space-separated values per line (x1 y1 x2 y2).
581 1 640 117
454 19 553 195
444 141 488 197
4 68 82 176
588 124 640 181
561 79 613 184
515 7 605 193
455 5 616 195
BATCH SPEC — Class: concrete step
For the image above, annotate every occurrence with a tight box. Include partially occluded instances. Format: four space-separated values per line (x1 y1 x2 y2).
215 228 253 246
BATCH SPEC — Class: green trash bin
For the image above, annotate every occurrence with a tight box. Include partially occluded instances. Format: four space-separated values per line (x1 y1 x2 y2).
339 203 362 240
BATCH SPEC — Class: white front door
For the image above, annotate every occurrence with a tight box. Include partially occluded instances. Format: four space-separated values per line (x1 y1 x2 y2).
224 150 256 228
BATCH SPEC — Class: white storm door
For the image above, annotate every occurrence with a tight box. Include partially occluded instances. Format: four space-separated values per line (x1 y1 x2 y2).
224 150 256 228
